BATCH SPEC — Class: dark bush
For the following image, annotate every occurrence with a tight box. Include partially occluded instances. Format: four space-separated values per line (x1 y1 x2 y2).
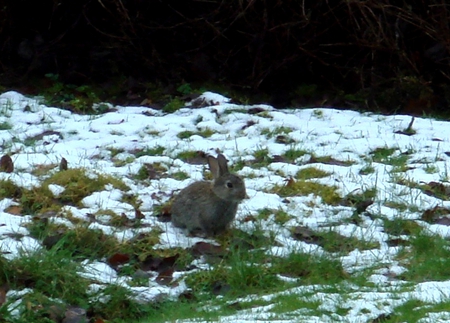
1 0 450 113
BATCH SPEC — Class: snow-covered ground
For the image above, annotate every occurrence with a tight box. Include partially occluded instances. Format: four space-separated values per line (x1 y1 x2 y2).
1 90 450 322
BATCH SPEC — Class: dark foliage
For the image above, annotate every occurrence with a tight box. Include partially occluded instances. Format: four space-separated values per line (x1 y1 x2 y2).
1 0 450 113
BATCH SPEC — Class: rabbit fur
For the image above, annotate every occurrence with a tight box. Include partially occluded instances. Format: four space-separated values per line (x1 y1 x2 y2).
171 153 247 236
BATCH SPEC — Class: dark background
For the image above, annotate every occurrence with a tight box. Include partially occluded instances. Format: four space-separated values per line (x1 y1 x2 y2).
1 0 450 114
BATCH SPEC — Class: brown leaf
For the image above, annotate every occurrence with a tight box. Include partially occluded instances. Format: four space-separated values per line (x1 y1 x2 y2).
291 226 323 244
48 304 65 322
178 291 196 301
156 204 172 222
191 242 226 257
386 238 410 247
135 209 145 220
140 254 179 272
370 313 392 323
248 107 266 114
212 280 231 295
241 120 256 130
59 157 68 171
43 233 65 249
28 130 61 142
307 156 352 166
0 283 9 306
272 155 287 162
181 151 208 165
108 253 131 267
0 154 14 173
4 205 22 215
62 306 87 323
421 206 450 223
422 181 450 200
275 135 293 144
155 268 174 285
285 176 296 188
435 217 450 226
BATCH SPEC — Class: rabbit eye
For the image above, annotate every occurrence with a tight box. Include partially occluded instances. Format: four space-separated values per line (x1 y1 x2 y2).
226 181 233 188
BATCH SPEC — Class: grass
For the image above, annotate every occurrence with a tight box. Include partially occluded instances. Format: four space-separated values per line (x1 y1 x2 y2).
397 232 450 282
261 126 292 138
295 167 331 179
0 121 12 130
5 91 450 323
134 145 165 157
283 147 309 162
271 178 342 205
20 168 129 214
177 128 215 139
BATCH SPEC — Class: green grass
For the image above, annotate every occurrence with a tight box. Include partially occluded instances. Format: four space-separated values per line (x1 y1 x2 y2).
398 232 450 282
162 97 185 113
295 167 331 179
251 148 273 167
5 93 450 323
283 147 309 162
134 145 165 157
261 126 293 138
1 247 90 308
271 179 341 205
177 128 215 139
0 121 12 130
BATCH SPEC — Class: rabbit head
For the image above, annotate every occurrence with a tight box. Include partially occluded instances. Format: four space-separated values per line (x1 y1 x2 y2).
209 154 247 201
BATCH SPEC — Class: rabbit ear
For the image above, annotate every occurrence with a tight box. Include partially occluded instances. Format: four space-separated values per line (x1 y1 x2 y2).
208 154 229 179
207 155 221 179
216 154 229 175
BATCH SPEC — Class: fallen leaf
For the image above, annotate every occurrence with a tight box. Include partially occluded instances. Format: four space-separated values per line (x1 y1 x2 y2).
135 209 145 220
140 254 179 272
241 120 256 130
0 283 9 306
191 242 226 257
291 226 323 244
248 107 266 114
386 238 410 247
156 205 172 222
421 206 450 223
60 157 68 171
108 253 131 266
63 306 87 323
212 280 231 295
370 313 392 323
4 205 22 215
435 217 450 226
0 154 14 173
155 268 174 285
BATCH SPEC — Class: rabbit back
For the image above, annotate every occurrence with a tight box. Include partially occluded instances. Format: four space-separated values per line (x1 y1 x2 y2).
171 178 242 236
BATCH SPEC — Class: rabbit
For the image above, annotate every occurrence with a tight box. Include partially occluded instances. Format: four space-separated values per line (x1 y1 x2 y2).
171 153 247 237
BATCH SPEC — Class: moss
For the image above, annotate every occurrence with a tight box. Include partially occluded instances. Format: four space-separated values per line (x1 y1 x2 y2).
20 168 129 214
272 179 341 205
295 167 331 180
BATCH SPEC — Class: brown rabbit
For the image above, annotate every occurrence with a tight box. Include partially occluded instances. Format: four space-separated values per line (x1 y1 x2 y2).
171 154 247 236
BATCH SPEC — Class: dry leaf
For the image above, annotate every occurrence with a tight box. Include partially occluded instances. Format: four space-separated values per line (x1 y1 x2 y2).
107 253 131 266
62 306 87 323
191 242 225 257
60 157 68 171
4 205 22 215
135 209 145 220
0 283 9 306
0 154 14 173
155 268 174 285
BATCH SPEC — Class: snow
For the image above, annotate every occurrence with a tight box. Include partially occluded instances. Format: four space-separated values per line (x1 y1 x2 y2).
2 90 450 321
